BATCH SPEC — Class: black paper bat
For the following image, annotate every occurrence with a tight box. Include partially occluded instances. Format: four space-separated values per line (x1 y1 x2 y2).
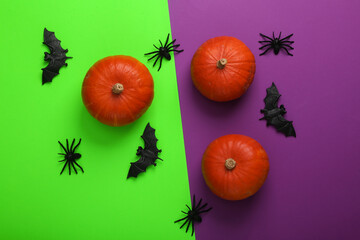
42 28 72 85
260 82 296 137
127 123 162 178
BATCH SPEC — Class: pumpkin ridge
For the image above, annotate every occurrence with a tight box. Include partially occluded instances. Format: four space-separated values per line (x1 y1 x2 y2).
226 64 255 77
223 47 246 60
219 41 227 62
90 65 108 84
118 94 136 121
206 67 221 98
223 49 237 60
192 62 217 67
226 60 255 64
225 64 253 79
238 165 264 182
123 89 151 111
225 68 246 92
204 49 219 62
221 170 228 198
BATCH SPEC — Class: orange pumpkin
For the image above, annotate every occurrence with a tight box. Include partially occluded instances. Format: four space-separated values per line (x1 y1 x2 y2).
191 36 256 102
202 134 269 200
82 55 154 126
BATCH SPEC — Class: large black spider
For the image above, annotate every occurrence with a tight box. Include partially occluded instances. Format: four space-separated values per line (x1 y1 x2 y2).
174 195 212 236
144 33 183 71
259 32 294 56
58 138 84 175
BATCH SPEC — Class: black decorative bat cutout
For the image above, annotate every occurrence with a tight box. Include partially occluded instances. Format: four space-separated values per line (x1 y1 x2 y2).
260 83 296 137
42 28 72 85
127 123 162 178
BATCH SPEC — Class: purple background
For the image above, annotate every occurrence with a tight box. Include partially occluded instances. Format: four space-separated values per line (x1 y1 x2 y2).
168 0 360 239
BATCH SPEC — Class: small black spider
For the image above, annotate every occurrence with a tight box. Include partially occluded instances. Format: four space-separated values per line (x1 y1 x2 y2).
174 195 212 236
58 138 84 175
259 32 294 56
144 33 183 71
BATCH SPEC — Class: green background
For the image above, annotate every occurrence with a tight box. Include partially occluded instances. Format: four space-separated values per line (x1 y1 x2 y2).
0 0 192 239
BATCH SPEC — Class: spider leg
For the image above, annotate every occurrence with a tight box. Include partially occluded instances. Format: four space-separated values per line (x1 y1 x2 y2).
66 139 70 152
197 202 209 211
259 44 271 50
147 53 159 61
58 159 66 162
181 211 187 214
281 44 294 49
279 33 294 41
194 198 203 210
60 161 68 175
73 139 82 152
58 141 68 153
165 39 176 48
272 32 275 39
260 33 273 41
164 33 170 47
157 56 163 71
168 44 182 51
168 49 184 53
71 161 78 174
198 207 213 214
68 159 71 175
174 216 188 223
259 47 272 56
145 51 159 55
70 138 75 152
192 195 196 208
159 39 163 47
73 160 84 173
278 31 282 39
258 40 272 43
185 219 192 233
153 55 160 67
281 47 293 56
153 44 159 49
180 218 189 229
279 40 294 44
186 204 191 211
166 44 177 50
191 221 195 236
58 153 65 155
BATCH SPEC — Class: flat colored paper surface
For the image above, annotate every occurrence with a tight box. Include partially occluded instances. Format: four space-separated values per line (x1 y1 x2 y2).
0 1 192 239
168 0 360 239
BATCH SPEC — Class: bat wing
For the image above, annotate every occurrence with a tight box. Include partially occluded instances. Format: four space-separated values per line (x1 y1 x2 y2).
127 155 157 178
141 123 161 155
264 82 281 110
43 28 64 53
270 115 296 137
42 58 68 84
42 28 71 84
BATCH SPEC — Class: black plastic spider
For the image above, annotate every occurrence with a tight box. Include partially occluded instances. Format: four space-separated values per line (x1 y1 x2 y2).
144 33 183 71
58 138 84 175
259 32 294 56
174 195 212 236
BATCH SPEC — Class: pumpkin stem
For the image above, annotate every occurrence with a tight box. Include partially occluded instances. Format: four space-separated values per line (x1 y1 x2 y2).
112 83 124 94
225 158 236 170
217 58 227 69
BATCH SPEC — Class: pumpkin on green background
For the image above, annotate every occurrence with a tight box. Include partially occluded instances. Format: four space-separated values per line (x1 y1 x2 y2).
82 55 154 127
